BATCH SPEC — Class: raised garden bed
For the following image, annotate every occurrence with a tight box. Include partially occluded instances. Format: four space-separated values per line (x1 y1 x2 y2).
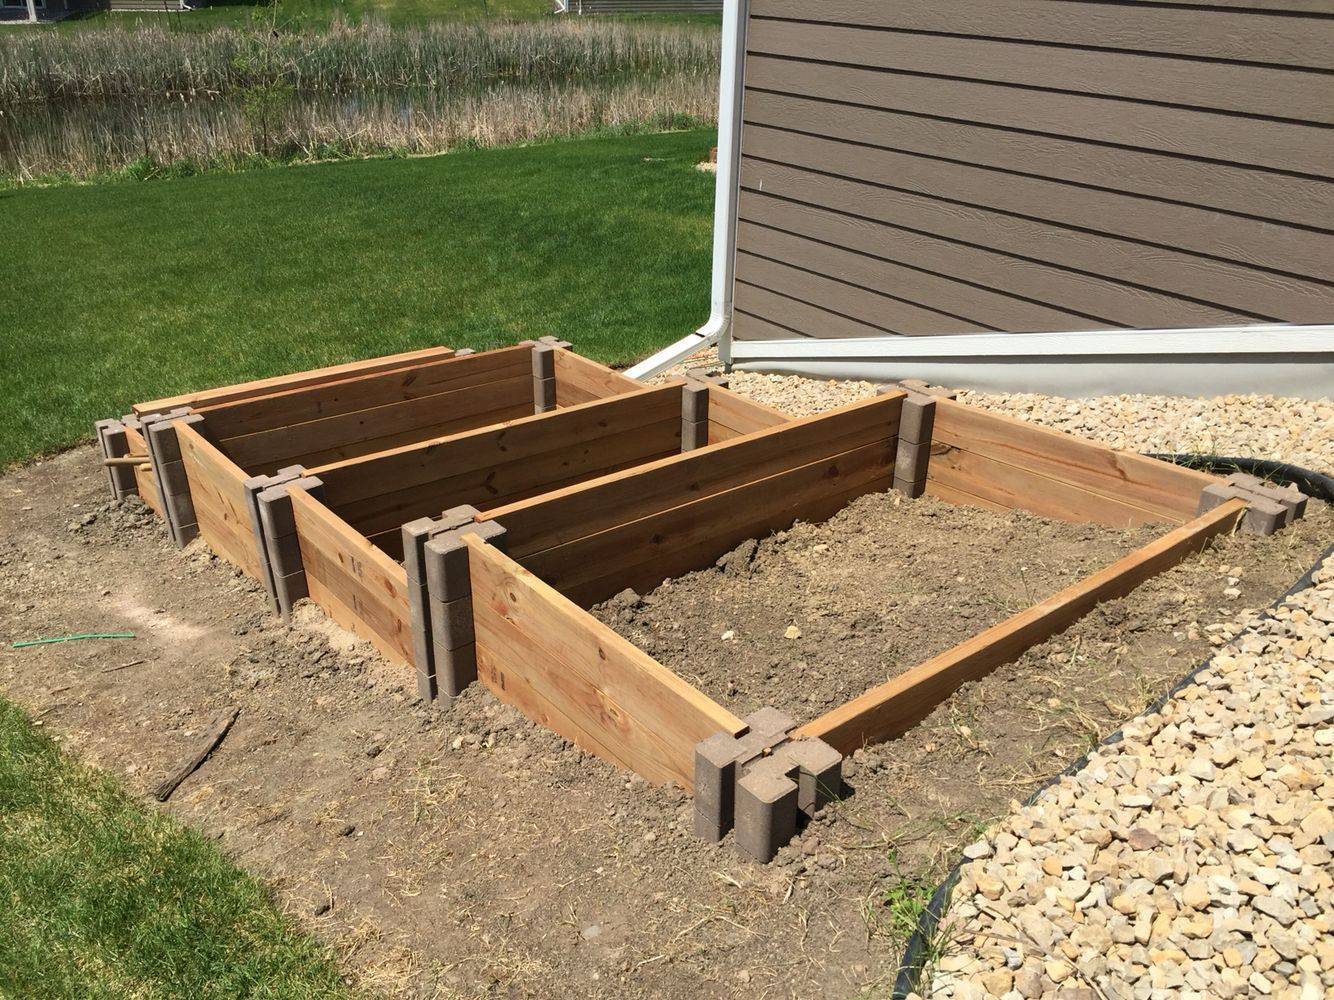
96 349 1312 863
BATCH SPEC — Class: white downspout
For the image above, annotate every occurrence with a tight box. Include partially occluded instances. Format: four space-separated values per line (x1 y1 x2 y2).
26 0 38 22
626 0 747 380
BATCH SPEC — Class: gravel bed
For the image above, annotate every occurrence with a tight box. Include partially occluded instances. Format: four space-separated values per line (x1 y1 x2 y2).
923 553 1334 1000
662 350 1334 471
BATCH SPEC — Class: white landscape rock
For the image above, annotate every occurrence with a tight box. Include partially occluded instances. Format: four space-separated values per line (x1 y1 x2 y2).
924 554 1334 999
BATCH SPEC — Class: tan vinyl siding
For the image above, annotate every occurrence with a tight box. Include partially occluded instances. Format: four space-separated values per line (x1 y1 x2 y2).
734 0 1334 341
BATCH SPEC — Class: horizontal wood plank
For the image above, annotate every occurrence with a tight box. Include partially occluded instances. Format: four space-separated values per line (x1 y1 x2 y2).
199 346 531 440
526 440 895 607
931 400 1217 522
134 346 454 416
552 348 644 406
467 536 744 790
290 488 413 667
176 422 263 578
706 386 791 441
485 392 904 559
222 375 533 473
797 499 1249 753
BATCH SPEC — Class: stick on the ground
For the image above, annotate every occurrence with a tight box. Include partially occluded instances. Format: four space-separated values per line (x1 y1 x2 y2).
101 659 146 674
154 707 239 802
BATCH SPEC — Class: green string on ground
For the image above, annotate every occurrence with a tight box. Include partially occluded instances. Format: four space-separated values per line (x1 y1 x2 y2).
12 633 136 649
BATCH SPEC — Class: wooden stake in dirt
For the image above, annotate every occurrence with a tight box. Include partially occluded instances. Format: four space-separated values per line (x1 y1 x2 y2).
154 707 240 802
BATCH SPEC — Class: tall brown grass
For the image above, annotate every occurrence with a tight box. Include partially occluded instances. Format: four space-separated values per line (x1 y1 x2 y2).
0 19 720 103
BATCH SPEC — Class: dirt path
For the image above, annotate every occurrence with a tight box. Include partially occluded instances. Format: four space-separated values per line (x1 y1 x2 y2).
1 445 1328 999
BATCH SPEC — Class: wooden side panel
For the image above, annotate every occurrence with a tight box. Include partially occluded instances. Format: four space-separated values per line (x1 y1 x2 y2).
289 489 413 667
706 385 791 444
221 376 533 473
798 500 1248 753
526 440 894 607
318 384 686 538
176 423 263 579
487 392 904 560
551 348 643 406
199 346 530 440
134 346 454 416
467 536 744 790
928 400 1216 526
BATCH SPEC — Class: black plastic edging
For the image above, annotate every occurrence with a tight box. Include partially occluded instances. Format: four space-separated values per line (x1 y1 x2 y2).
891 456 1332 999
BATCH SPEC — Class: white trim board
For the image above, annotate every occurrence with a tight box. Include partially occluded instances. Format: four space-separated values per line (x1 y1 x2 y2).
730 328 1334 398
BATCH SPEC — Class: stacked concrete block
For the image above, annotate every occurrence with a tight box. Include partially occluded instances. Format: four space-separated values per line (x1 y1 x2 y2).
243 466 305 612
693 706 844 863
681 383 709 451
685 368 729 390
142 409 206 547
1198 472 1311 536
256 476 324 617
94 418 139 501
402 505 480 702
532 343 558 414
537 335 573 351
878 384 937 499
894 377 958 401
422 514 508 702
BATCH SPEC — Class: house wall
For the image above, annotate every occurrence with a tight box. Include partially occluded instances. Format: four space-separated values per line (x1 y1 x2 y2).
732 0 1334 342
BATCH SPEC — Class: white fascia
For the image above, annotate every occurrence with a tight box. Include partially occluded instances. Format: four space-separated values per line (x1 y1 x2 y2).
625 0 748 381
730 327 1334 398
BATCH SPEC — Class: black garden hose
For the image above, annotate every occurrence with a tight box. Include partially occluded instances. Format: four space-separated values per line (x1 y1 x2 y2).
890 456 1332 999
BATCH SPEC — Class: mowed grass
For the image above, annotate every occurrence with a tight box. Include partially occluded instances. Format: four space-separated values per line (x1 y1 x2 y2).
0 128 716 467
0 696 352 998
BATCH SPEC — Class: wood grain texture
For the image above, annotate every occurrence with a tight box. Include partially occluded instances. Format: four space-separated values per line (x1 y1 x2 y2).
289 488 413 667
930 400 1217 523
467 536 744 790
551 348 644 406
706 385 791 443
199 346 531 440
176 422 263 578
485 392 904 560
221 376 533 473
318 386 687 537
524 440 895 607
133 346 454 416
798 499 1249 753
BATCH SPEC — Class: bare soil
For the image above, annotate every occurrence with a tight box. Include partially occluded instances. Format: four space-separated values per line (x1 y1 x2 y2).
1 445 1328 999
591 492 1158 721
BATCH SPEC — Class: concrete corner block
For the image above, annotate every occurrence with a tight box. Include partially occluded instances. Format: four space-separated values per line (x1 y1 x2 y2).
537 335 574 351
690 706 841 862
95 417 138 500
735 756 799 864
1199 483 1289 535
420 516 506 701
898 395 937 447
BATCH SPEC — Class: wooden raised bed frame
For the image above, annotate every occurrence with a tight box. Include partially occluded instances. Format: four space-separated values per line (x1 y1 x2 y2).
102 348 1304 862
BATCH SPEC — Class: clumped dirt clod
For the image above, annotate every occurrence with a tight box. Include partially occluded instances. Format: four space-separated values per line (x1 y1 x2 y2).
2 445 1329 999
592 492 1158 720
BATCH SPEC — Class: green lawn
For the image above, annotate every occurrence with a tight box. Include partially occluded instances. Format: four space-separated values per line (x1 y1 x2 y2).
0 128 716 467
52 0 718 32
0 696 353 998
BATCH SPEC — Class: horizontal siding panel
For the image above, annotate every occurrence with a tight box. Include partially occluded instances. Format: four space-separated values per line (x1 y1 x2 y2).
750 0 1334 71
743 124 1334 287
735 282 904 339
738 178 1260 330
743 90 1334 232
736 219 1110 333
736 250 996 335
745 56 1332 177
741 153 1331 323
747 19 1334 124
